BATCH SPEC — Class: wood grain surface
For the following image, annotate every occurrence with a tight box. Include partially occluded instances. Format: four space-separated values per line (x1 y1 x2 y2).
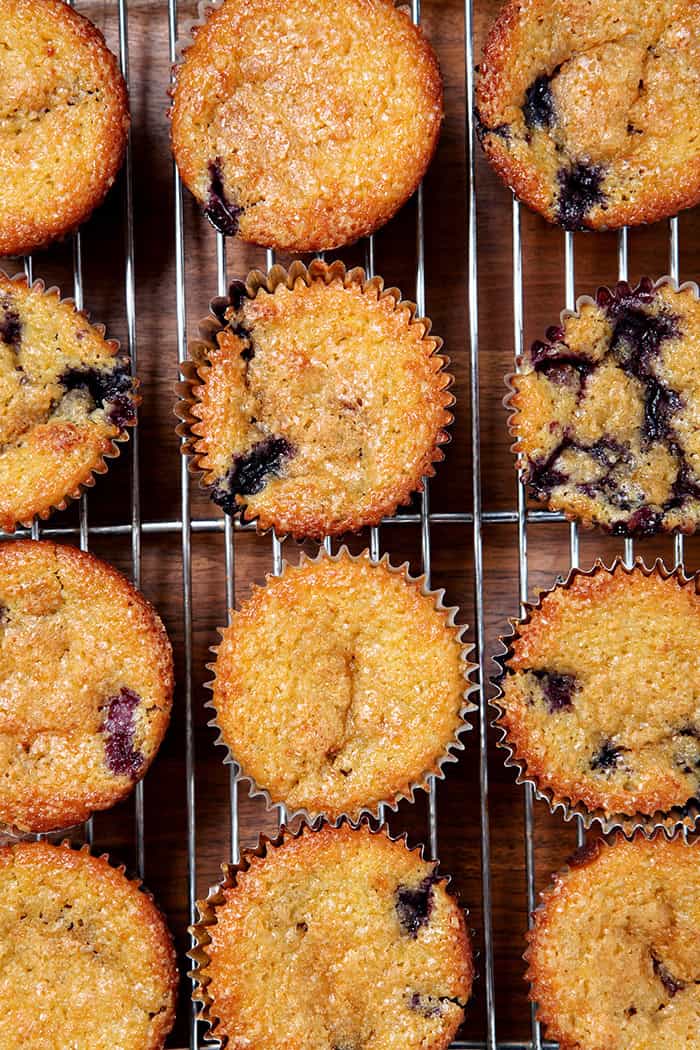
5 0 700 1046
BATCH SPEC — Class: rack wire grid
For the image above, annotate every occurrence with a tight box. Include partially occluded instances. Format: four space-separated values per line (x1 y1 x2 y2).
2 0 695 1048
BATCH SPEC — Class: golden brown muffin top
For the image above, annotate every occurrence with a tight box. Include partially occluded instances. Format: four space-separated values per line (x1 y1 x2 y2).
0 273 138 532
211 552 470 820
477 0 700 230
509 279 700 537
497 563 700 822
0 840 177 1050
193 823 473 1050
0 540 173 833
527 835 700 1050
170 0 442 252
182 263 452 540
0 0 129 256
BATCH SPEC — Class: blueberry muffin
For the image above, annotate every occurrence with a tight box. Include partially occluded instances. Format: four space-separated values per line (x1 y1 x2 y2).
210 550 471 821
170 0 442 252
495 562 700 825
476 0 700 230
0 273 138 531
0 840 177 1050
509 278 700 537
0 539 173 833
177 262 452 539
0 0 129 256
191 822 473 1050
527 835 700 1050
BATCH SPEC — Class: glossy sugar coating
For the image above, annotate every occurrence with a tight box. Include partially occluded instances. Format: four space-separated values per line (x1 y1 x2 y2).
212 554 468 819
510 280 700 536
477 0 700 230
0 540 173 832
527 836 700 1049
499 565 700 819
0 841 177 1050
170 0 442 252
197 824 473 1050
0 274 138 531
187 270 451 539
0 0 129 255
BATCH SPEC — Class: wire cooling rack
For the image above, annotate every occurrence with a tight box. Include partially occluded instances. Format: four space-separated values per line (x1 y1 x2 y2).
3 0 695 1048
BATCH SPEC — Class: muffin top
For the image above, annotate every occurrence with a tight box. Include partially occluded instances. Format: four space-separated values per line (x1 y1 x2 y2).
181 264 452 540
509 279 700 537
170 0 442 252
527 835 700 1050
0 539 173 833
496 563 700 822
193 823 473 1050
0 274 138 531
211 552 469 820
0 0 129 256
477 0 700 230
0 840 177 1050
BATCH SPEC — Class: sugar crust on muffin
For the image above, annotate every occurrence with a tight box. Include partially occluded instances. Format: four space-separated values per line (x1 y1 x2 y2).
191 822 473 1050
170 0 443 252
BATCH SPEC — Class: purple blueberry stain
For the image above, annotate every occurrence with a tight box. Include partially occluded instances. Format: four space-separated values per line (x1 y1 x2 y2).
61 360 136 429
652 954 685 997
409 993 443 1018
0 298 21 349
101 687 143 778
611 507 663 537
475 115 511 142
395 867 438 937
205 158 242 237
532 670 578 712
523 74 556 130
213 436 294 514
642 382 683 445
556 162 607 230
590 739 628 774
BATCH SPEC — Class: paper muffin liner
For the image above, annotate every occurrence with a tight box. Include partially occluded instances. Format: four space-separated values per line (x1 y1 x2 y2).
504 274 700 536
0 270 139 534
491 556 700 838
188 817 474 1045
173 258 454 541
0 836 178 1047
204 544 477 829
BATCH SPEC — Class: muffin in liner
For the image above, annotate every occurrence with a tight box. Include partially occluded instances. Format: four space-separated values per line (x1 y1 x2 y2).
0 837 178 1049
0 271 139 533
505 275 700 538
174 259 453 540
189 819 474 1048
492 557 700 837
169 0 442 252
524 831 700 1050
204 545 476 827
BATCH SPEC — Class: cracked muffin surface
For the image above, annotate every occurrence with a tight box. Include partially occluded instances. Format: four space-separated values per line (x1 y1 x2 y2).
527 835 700 1050
170 0 443 252
0 539 173 832
193 823 473 1050
0 840 177 1050
182 264 452 540
0 0 129 255
211 552 469 820
497 563 700 820
509 279 700 537
0 274 138 531
476 0 700 230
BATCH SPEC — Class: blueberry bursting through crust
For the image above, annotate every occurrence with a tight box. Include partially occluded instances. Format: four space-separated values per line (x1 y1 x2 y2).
510 278 700 538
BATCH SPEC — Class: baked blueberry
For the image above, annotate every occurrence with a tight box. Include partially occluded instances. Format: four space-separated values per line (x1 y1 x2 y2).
395 869 437 937
590 740 627 774
102 687 143 778
204 158 242 237
556 163 607 231
522 74 555 130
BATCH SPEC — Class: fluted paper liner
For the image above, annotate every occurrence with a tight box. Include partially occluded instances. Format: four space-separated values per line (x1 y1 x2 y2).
188 818 474 1046
492 557 700 838
174 258 454 541
204 545 477 828
504 275 700 536
0 270 139 533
